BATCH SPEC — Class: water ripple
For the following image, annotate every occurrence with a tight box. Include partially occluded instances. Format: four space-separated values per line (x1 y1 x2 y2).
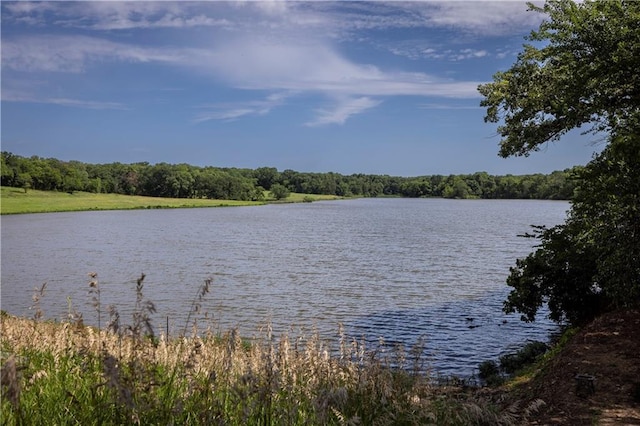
1 198 568 377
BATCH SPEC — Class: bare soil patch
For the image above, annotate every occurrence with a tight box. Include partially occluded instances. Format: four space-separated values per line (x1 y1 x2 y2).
507 309 640 425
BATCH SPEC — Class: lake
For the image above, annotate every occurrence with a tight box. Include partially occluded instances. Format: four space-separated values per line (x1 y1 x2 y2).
1 198 568 378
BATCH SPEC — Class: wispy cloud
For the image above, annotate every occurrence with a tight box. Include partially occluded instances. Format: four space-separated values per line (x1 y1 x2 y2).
291 1 545 38
2 89 127 110
201 38 484 97
3 1 232 30
387 44 491 61
1 1 535 125
193 92 291 123
2 1 543 37
2 33 483 124
419 103 481 110
191 38 482 123
1 35 192 73
306 97 382 127
415 1 544 36
38 98 128 110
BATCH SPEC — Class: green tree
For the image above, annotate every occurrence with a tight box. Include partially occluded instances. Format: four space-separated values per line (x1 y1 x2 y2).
480 0 640 325
254 167 279 190
505 133 640 325
573 132 640 305
479 0 639 158
17 172 32 193
1 152 18 186
40 159 63 191
400 179 431 198
442 175 471 199
269 183 290 200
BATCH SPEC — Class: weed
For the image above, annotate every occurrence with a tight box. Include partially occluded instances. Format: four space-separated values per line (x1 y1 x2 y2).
88 272 101 332
478 341 550 387
29 282 47 321
478 360 504 387
499 341 548 375
1 273 537 425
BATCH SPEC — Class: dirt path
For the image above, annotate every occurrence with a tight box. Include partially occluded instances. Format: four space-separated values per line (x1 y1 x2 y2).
510 309 640 425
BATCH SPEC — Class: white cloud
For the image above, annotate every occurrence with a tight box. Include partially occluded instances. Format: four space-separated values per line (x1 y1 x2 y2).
388 43 492 61
3 1 522 125
1 35 197 73
193 92 291 123
191 38 482 124
91 13 230 31
2 1 543 36
203 38 483 98
2 33 482 124
3 1 56 17
272 1 545 39
306 97 382 127
442 2 542 30
386 1 544 36
419 103 480 110
40 98 128 110
194 108 256 122
3 1 232 30
2 89 127 110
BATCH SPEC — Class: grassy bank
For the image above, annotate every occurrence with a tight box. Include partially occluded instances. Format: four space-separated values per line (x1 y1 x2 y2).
0 318 519 425
4 303 637 425
0 187 342 215
0 275 543 425
0 187 262 215
271 192 343 203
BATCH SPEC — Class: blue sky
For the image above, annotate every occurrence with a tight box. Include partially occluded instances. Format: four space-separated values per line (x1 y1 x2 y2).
1 1 601 176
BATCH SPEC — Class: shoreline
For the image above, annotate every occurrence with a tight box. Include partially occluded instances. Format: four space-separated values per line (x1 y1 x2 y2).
3 309 638 424
0 186 344 215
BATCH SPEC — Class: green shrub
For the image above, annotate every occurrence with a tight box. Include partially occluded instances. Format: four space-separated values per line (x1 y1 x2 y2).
478 341 549 387
499 341 548 375
478 360 504 387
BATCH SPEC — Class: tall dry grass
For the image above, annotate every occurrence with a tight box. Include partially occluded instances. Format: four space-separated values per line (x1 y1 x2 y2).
1 274 542 425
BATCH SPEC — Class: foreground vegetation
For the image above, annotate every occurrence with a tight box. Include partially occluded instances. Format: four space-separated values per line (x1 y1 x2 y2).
0 316 503 425
0 276 543 426
3 278 638 425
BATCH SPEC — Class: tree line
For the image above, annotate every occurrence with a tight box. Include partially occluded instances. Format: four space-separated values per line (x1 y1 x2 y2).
1 151 578 201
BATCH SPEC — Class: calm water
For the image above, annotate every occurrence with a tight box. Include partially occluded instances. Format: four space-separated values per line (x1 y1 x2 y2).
1 198 568 377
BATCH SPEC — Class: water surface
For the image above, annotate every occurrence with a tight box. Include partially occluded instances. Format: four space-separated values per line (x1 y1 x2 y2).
1 198 568 377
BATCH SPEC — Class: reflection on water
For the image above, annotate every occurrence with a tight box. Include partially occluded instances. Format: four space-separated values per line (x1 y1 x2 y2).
1 198 568 377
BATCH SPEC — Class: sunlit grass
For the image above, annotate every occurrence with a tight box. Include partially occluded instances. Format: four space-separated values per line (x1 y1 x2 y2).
0 187 347 215
274 192 345 203
0 186 263 214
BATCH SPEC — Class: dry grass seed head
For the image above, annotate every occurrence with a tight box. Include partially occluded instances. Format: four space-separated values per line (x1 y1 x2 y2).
30 282 47 321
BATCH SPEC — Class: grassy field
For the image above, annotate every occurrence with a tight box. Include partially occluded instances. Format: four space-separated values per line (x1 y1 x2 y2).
0 187 342 215
269 192 343 203
0 187 261 214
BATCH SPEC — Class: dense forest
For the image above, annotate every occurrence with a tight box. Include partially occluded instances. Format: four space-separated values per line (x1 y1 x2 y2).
1 151 577 201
